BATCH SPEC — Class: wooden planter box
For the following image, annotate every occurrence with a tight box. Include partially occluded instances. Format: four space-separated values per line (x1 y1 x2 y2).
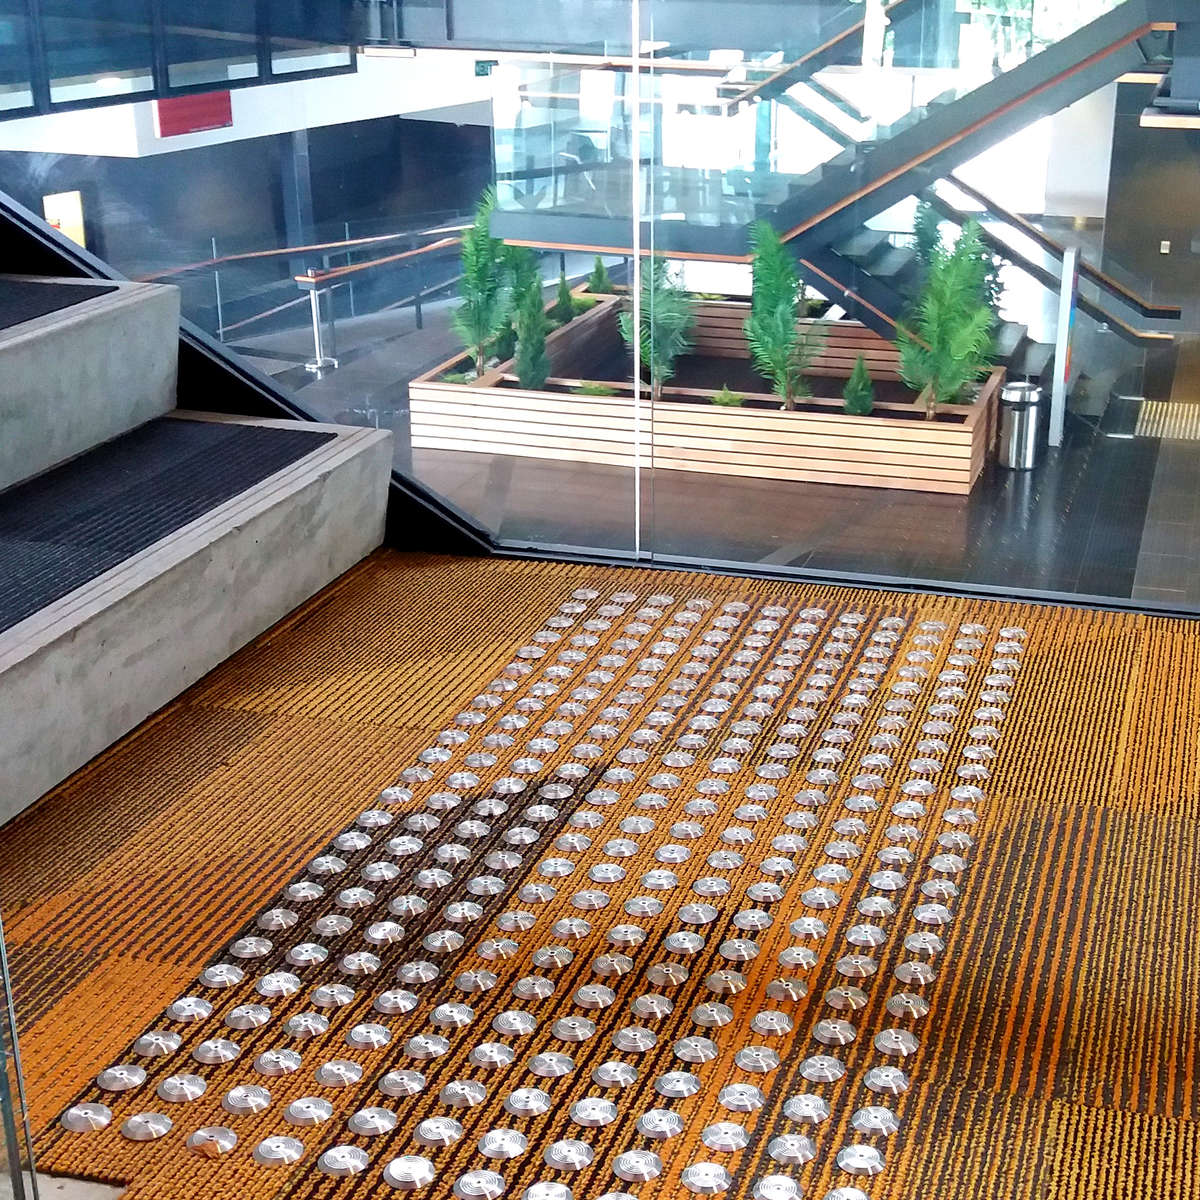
411 296 1004 496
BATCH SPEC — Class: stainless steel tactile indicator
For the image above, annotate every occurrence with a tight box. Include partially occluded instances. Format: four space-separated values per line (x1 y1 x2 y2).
55 585 1020 1199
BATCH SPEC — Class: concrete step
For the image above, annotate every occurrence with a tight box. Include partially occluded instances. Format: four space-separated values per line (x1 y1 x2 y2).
0 414 392 824
0 275 179 492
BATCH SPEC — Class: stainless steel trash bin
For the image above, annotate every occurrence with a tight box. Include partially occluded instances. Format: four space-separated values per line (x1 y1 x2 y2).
998 383 1043 470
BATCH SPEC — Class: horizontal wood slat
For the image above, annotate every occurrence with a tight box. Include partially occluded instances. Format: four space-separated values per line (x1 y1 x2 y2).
411 387 981 442
690 307 905 380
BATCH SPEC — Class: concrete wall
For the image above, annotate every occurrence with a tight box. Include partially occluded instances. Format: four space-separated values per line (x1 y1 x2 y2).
0 278 179 491
0 418 393 825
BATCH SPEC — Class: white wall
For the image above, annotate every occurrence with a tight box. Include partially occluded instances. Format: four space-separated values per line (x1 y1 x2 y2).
1044 82 1117 219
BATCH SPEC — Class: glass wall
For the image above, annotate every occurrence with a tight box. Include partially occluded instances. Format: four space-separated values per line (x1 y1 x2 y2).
1 0 1196 608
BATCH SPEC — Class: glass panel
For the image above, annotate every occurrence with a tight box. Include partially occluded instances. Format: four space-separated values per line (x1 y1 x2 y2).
635 0 1197 606
449 47 641 555
270 44 353 76
5 0 1197 609
496 1 1131 248
0 5 35 112
164 1 259 88
42 1 155 105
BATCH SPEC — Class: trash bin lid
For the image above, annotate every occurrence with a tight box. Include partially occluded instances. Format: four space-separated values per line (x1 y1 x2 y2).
1000 383 1042 409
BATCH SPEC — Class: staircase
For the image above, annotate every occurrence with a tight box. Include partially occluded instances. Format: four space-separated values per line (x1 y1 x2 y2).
804 232 1057 384
0 272 394 824
492 0 1173 263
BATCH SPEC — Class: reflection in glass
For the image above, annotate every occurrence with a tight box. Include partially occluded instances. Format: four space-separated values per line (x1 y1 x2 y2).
42 1 155 105
0 7 34 112
165 1 259 89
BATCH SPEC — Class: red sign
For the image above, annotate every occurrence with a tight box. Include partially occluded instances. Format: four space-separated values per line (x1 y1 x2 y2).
154 91 233 138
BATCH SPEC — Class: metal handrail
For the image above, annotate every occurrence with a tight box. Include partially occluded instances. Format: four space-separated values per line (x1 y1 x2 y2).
291 235 462 287
135 221 470 281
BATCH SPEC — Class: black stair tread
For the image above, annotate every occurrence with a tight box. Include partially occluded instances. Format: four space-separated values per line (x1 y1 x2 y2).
1012 340 1055 380
807 75 868 123
866 245 917 280
0 418 336 636
993 322 1028 360
880 108 926 139
837 228 890 261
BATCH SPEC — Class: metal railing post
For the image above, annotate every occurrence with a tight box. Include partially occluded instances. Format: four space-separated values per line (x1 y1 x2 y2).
304 271 339 372
344 221 357 317
211 236 225 341
414 252 424 330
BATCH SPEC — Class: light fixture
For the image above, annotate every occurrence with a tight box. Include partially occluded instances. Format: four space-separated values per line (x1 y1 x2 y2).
361 45 417 58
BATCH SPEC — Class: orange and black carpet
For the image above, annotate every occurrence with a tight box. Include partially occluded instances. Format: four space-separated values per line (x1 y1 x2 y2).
1 551 1198 1200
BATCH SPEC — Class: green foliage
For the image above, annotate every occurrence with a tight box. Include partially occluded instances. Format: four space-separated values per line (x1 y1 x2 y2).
748 219 799 322
744 220 823 408
572 382 618 396
514 283 551 391
442 370 474 384
842 355 875 416
711 385 744 407
617 258 696 403
491 244 540 363
898 220 995 417
914 201 942 270
551 269 576 325
587 255 615 294
452 187 512 375
573 295 599 315
506 244 540 297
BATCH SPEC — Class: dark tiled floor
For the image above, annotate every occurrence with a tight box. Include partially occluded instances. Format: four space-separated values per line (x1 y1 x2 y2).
405 400 1168 602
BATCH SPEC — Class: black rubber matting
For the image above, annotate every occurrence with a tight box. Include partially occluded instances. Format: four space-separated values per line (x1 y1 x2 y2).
0 418 336 634
0 280 119 332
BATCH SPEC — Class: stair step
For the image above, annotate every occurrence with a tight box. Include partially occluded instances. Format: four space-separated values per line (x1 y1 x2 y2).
1013 339 1055 380
0 414 392 823
1 276 178 492
880 108 926 139
837 229 890 262
993 321 1028 360
867 245 918 281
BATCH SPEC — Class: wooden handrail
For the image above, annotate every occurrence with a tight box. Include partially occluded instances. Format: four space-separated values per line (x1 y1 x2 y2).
293 235 463 287
797 256 900 334
943 174 1181 320
136 222 469 281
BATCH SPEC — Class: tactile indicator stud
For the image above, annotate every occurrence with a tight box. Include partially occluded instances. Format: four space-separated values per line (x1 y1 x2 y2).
186 1127 237 1158
383 1156 438 1191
